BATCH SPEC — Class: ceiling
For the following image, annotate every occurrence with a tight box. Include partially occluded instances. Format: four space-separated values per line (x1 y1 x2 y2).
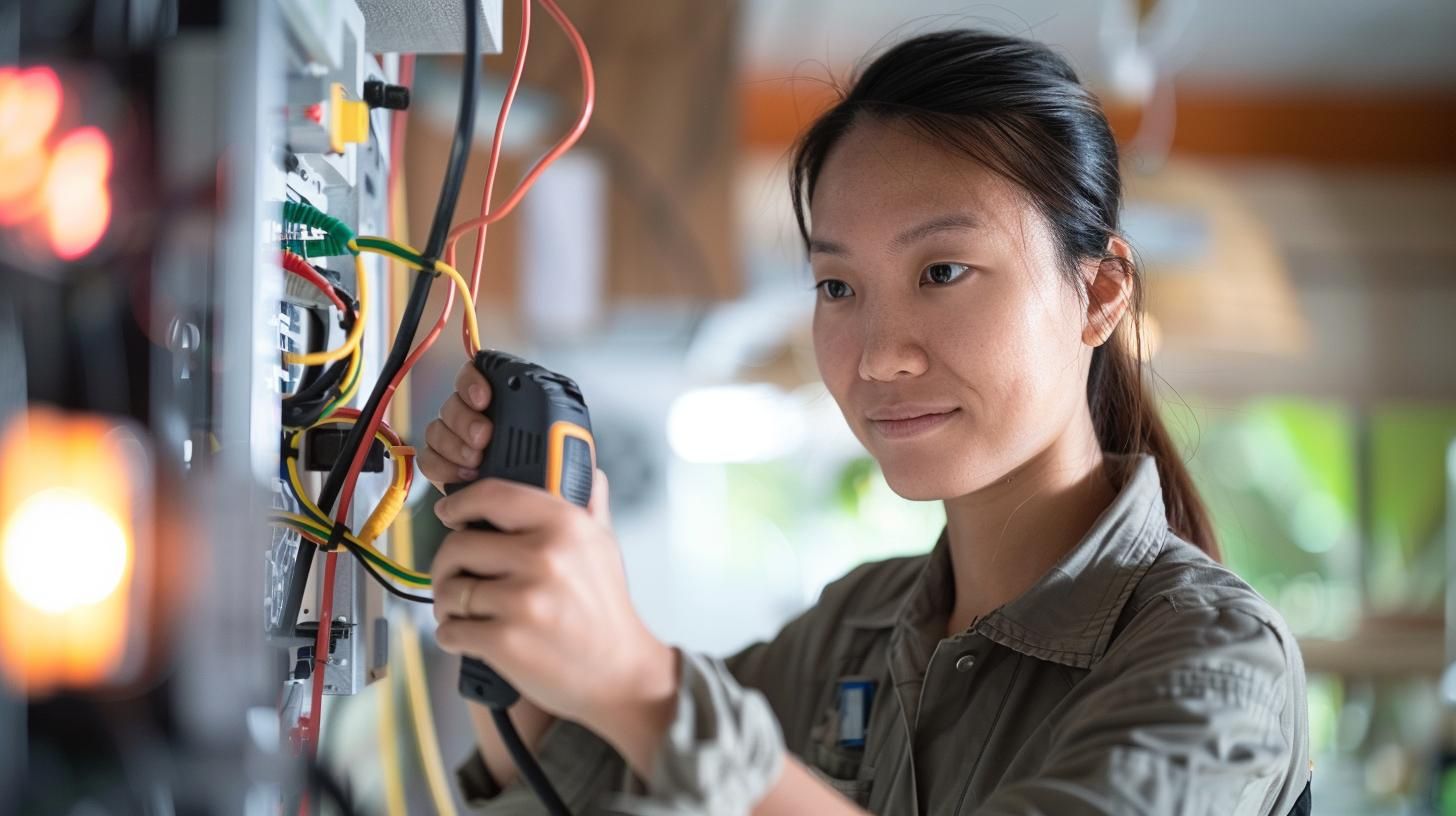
740 0 1456 90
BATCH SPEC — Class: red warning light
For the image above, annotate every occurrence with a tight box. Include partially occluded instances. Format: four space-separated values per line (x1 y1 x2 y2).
44 128 113 260
0 66 114 260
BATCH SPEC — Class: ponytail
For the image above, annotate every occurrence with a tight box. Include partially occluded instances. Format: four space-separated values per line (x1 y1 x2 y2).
1089 328 1219 559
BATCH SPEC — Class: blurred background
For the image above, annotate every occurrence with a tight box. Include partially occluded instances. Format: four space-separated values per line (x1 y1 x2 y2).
383 1 1456 813
3 0 1454 813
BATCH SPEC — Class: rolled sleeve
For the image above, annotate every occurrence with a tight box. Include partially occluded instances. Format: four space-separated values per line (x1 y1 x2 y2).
975 600 1309 816
602 650 785 816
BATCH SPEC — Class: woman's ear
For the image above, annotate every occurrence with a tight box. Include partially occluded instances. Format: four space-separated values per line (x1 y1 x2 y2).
1082 236 1135 347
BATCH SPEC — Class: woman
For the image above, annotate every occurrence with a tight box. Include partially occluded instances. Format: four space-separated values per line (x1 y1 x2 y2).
420 29 1311 815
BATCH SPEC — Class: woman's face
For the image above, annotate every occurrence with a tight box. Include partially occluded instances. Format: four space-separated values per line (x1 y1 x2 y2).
809 119 1097 500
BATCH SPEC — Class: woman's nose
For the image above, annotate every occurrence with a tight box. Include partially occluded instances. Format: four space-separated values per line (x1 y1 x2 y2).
856 309 929 382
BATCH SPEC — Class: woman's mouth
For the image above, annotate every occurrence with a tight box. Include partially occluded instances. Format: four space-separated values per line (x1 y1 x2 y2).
869 409 960 440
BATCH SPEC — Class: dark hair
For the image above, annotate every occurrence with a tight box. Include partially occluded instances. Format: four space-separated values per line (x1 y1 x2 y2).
789 29 1218 558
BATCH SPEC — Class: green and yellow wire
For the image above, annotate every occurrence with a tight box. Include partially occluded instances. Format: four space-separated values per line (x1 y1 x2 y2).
352 236 481 356
271 417 431 588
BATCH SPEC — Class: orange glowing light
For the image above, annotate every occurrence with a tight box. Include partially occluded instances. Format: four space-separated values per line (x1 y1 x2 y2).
0 67 115 261
0 67 65 226
42 126 112 260
0 409 151 696
0 144 48 225
0 66 62 158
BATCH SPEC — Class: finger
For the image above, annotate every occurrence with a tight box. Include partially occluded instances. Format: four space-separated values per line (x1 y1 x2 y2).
440 393 492 449
418 445 477 490
432 574 473 624
455 361 492 411
435 616 511 662
431 528 534 586
433 478 575 533
426 418 482 469
587 468 611 526
433 574 527 623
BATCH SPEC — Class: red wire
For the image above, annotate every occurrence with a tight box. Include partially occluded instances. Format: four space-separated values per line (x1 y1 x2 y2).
300 3 596 765
296 55 417 788
458 0 532 353
303 551 338 750
444 0 595 277
281 250 348 313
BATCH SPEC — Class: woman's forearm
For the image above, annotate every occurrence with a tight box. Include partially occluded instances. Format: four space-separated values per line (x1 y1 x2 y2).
466 699 556 789
753 756 872 816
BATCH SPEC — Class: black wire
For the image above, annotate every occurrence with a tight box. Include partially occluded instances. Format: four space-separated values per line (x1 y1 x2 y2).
335 538 433 604
421 0 479 261
283 284 357 419
317 0 478 517
303 756 363 816
492 707 572 816
281 276 431 634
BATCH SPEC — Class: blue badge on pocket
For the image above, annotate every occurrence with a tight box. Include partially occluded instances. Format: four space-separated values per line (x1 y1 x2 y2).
837 678 876 748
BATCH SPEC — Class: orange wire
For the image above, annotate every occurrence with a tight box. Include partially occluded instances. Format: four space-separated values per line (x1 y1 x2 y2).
457 0 532 354
445 0 596 353
298 56 416 792
337 0 596 549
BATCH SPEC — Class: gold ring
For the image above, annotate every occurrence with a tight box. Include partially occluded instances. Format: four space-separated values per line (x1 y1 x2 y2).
458 580 476 618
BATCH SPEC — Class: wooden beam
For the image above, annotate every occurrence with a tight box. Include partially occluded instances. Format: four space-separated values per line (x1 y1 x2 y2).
740 79 1456 168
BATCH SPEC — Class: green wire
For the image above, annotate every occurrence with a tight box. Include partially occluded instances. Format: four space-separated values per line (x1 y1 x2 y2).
273 515 430 586
282 200 359 258
317 355 362 421
353 236 427 267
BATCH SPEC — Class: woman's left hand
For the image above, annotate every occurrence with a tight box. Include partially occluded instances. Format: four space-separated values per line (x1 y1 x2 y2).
430 470 679 769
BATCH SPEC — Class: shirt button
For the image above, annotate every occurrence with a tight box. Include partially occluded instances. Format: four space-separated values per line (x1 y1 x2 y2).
955 654 977 672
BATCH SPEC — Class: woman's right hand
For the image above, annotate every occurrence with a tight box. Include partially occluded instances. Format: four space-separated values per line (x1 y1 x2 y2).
419 360 495 490
418 359 556 790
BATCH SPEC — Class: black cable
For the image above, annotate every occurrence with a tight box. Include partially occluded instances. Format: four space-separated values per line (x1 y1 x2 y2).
303 756 363 816
335 538 433 604
492 708 571 816
281 0 480 635
421 0 479 261
280 276 431 635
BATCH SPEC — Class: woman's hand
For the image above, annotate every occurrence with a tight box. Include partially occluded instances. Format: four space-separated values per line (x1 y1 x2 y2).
417 361 495 490
429 427 679 775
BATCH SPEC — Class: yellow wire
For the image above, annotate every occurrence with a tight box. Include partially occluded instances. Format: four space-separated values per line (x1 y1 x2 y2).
352 237 481 357
400 622 461 816
375 215 463 816
270 512 431 588
284 252 368 366
376 668 408 816
379 138 413 816
336 344 362 404
289 418 410 544
279 460 431 585
433 259 481 356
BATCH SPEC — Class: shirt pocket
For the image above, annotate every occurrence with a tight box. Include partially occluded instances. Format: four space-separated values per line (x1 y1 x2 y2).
804 678 878 807
808 741 875 807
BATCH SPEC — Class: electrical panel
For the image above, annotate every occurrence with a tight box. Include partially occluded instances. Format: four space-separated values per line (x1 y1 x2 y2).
268 0 393 707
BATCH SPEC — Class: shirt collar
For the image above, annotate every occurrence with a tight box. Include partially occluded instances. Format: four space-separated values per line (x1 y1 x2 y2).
886 454 1169 670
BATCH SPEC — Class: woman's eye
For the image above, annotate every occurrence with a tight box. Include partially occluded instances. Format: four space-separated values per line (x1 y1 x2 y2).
815 279 854 300
921 262 971 286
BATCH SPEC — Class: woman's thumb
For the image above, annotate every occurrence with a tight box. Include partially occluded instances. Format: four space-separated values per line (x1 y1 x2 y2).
587 467 611 525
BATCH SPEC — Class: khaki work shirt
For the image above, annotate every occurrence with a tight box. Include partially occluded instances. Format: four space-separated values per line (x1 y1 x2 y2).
460 455 1311 814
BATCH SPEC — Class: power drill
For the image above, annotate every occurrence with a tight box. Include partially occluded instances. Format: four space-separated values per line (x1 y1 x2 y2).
445 350 596 709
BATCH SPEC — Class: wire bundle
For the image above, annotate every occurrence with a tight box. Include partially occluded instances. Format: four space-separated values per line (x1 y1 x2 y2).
280 250 363 428
279 3 596 812
272 410 430 595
